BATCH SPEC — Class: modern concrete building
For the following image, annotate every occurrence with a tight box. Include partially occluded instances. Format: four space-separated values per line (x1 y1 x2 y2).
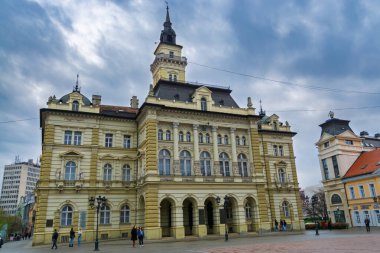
0 159 40 215
34 7 304 245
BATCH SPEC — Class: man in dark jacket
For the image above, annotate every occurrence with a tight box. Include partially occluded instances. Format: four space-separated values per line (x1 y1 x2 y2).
51 229 59 249
365 217 370 232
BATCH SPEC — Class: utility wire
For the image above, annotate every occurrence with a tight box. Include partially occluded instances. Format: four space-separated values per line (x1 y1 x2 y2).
0 118 38 124
267 105 380 113
188 62 380 95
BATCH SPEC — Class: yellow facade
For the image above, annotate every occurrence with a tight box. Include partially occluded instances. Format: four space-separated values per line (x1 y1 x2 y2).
344 176 380 227
34 7 304 246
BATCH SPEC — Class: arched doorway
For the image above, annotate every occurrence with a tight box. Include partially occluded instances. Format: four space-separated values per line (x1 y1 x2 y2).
160 198 175 237
204 197 218 234
225 196 239 233
183 198 197 236
244 197 258 232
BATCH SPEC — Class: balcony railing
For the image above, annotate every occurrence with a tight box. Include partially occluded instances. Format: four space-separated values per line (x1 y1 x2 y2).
155 53 187 63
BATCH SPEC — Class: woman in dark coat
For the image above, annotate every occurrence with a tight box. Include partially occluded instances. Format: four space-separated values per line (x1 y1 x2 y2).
131 225 137 247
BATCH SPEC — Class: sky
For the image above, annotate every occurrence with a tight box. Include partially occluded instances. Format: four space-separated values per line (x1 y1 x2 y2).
1 0 380 189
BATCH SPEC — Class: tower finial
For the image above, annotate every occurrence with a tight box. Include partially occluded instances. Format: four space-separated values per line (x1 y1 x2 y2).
329 110 334 119
74 73 80 92
259 99 266 117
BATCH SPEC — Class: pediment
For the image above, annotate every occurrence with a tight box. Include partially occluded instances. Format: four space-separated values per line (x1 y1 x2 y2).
99 154 118 160
317 132 334 143
60 150 83 158
120 155 137 161
195 86 212 94
336 130 359 139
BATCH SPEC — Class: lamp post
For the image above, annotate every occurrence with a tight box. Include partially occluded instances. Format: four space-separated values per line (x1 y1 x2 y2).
89 195 107 251
311 195 319 236
223 195 229 241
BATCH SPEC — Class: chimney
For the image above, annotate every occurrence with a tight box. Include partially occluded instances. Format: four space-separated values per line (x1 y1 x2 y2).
130 96 139 109
92 95 101 106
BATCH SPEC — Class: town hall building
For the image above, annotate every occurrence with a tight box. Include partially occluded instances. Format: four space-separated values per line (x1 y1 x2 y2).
34 7 304 245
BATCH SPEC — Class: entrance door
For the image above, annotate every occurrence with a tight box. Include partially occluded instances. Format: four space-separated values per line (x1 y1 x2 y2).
206 201 214 234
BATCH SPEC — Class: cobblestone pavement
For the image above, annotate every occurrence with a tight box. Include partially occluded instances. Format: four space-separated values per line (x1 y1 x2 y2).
3 228 380 253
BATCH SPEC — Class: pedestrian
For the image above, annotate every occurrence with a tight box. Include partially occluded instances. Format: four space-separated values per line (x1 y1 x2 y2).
283 220 287 231
51 229 59 250
279 220 283 231
69 227 75 247
274 219 278 231
364 217 370 232
0 236 3 248
131 225 137 247
77 229 82 246
28 232 31 239
138 227 144 247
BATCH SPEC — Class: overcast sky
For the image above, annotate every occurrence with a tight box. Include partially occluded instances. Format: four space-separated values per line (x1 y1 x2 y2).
1 0 380 189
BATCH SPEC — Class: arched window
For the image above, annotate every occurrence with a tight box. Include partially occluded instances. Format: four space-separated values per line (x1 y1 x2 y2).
278 168 286 183
219 152 230 176
186 132 191 142
72 100 79 111
103 164 112 181
224 135 229 145
236 136 240 145
179 131 184 142
282 202 290 217
65 161 76 180
61 205 73 226
238 154 248 177
331 194 343 204
166 130 171 140
217 134 222 144
200 151 212 176
242 136 246 145
159 149 171 175
120 205 130 224
201 97 207 111
245 203 252 218
100 205 111 224
199 133 204 143
158 129 163 140
122 165 131 182
180 150 192 176
205 133 211 143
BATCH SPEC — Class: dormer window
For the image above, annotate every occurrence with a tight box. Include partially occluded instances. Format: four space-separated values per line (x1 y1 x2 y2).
72 100 79 111
169 51 174 58
201 98 207 111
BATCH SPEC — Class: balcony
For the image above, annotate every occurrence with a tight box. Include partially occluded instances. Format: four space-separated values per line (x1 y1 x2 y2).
274 174 292 189
154 53 187 63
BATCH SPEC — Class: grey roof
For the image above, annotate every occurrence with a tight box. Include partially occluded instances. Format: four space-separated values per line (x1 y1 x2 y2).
59 92 92 106
153 80 240 108
319 118 353 136
363 137 380 148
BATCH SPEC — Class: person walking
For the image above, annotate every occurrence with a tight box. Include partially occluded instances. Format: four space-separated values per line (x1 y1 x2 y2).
131 225 137 248
328 218 332 231
274 219 279 231
69 228 75 247
77 229 82 246
51 229 59 250
283 220 287 231
279 220 283 231
364 217 370 232
138 227 144 247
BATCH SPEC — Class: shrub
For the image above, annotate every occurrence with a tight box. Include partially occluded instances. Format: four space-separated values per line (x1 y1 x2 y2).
304 222 348 230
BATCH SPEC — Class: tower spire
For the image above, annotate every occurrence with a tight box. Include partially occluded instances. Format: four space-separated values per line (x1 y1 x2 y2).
160 2 176 44
73 73 80 92
259 99 266 117
165 2 171 23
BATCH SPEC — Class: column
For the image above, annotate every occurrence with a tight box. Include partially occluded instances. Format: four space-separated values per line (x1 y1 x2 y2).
173 122 180 175
193 124 200 175
174 206 185 239
230 128 238 176
212 126 220 175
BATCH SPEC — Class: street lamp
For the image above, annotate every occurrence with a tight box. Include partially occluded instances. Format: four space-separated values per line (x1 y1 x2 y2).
311 195 319 236
223 195 229 241
89 195 107 251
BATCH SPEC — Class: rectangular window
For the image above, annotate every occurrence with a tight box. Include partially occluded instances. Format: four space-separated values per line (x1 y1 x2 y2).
279 145 284 156
169 51 174 58
64 131 72 145
369 183 376 197
324 142 329 148
73 131 82 145
105 134 113 148
345 140 353 145
123 135 131 148
359 185 365 198
273 145 278 156
332 155 340 178
349 186 356 199
322 159 329 180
